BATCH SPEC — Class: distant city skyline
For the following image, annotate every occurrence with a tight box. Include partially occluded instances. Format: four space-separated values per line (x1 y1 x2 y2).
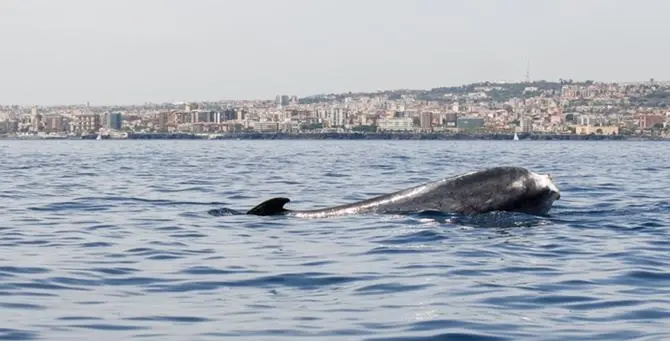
1 0 669 106
2 77 668 140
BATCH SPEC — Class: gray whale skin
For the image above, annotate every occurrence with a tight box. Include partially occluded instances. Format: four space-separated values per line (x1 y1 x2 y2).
246 166 561 218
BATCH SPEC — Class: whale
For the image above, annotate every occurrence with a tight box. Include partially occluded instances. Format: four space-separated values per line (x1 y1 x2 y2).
236 166 561 218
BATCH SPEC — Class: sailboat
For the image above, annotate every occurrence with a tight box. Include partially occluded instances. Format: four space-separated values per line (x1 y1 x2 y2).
513 132 519 141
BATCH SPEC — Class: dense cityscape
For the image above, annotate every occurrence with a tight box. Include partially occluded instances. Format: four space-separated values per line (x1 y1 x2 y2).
1 79 669 140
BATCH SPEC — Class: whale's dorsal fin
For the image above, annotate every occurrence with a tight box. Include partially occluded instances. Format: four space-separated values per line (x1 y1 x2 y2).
247 197 291 216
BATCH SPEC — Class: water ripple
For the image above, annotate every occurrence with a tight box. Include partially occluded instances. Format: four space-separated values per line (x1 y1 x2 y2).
1 140 669 340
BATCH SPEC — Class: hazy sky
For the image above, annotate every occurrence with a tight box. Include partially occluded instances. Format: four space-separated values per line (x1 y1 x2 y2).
1 0 668 105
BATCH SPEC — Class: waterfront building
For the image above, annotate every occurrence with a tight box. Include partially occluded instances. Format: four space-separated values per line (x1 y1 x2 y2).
456 117 484 130
107 112 122 130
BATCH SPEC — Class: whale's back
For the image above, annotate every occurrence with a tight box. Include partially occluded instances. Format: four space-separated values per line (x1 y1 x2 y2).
245 166 559 217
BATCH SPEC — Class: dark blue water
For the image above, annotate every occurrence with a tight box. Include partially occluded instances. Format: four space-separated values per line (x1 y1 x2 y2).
1 140 669 341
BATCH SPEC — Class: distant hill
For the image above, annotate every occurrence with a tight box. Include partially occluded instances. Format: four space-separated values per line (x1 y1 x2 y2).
298 80 588 104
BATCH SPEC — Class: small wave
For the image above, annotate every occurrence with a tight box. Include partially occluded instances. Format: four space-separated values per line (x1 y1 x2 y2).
365 332 509 341
354 282 432 295
28 197 229 212
123 315 212 323
179 266 257 275
207 207 243 216
373 230 448 245
66 323 147 331
153 186 214 193
0 302 46 310
28 201 114 212
0 266 50 275
363 246 442 255
145 272 374 293
409 211 552 228
0 328 39 340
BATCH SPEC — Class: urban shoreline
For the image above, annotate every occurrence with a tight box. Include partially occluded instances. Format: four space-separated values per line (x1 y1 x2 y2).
2 80 669 140
1 132 662 141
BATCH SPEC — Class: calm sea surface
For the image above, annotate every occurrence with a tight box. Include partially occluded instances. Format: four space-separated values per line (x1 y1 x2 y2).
1 140 669 341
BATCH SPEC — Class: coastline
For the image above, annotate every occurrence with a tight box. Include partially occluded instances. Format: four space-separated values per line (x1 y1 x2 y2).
1 132 664 141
